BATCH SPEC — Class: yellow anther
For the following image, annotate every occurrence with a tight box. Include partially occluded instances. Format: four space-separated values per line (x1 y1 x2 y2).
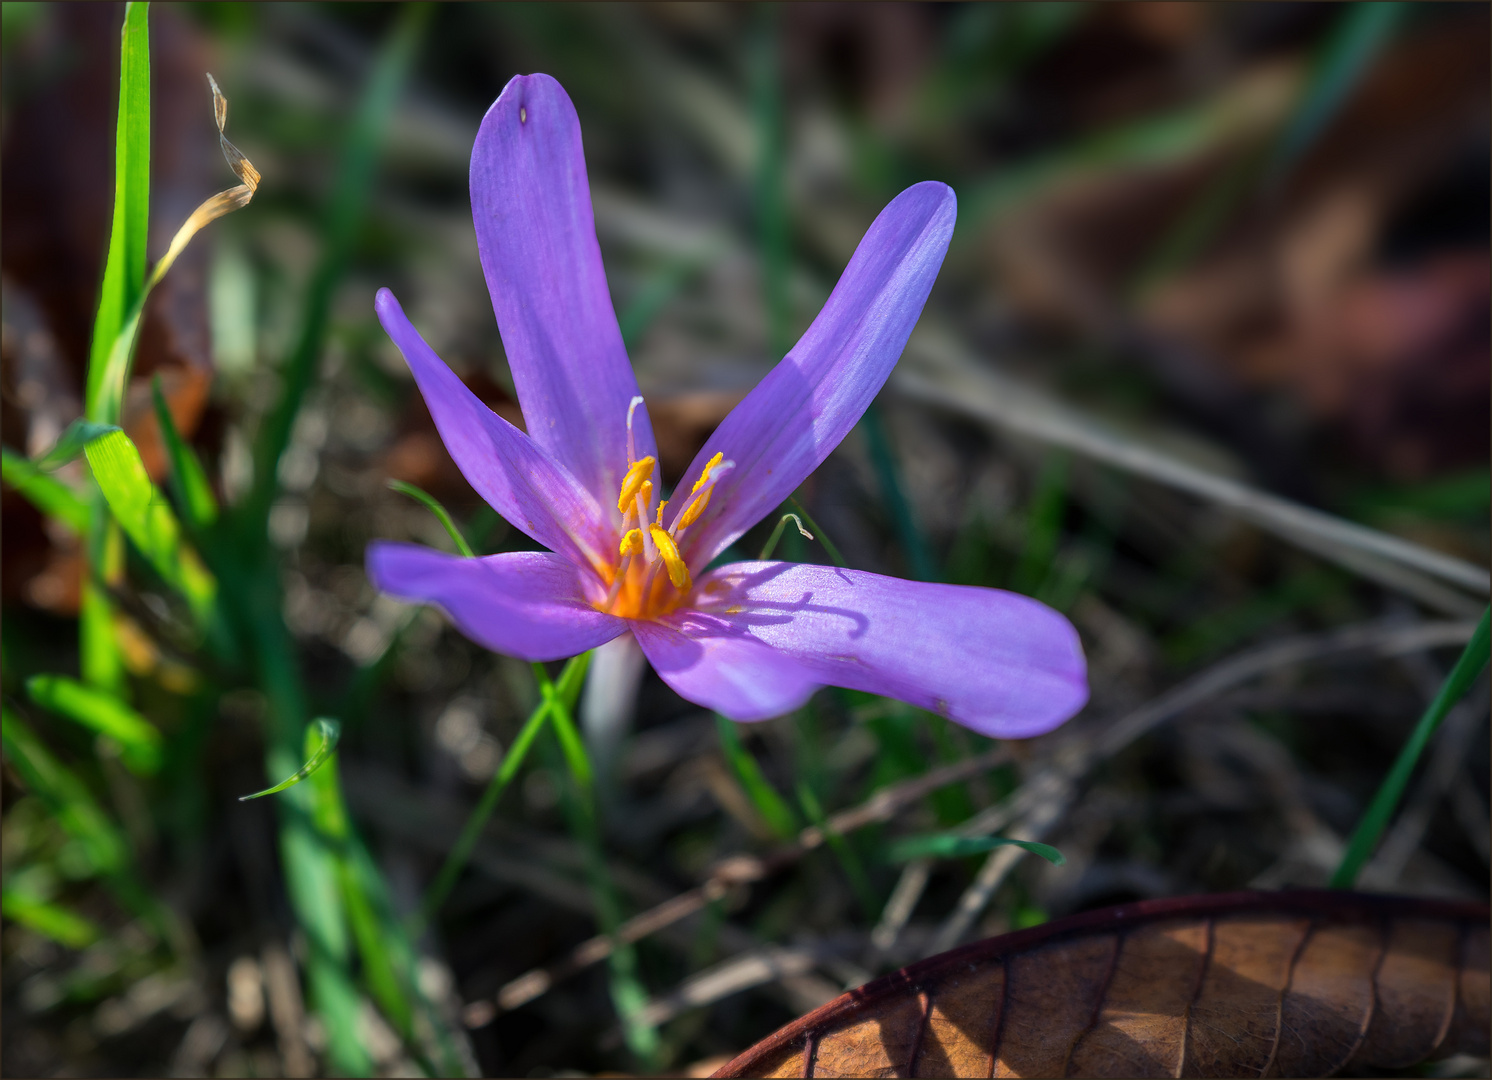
655 499 667 526
616 456 656 513
674 487 712 531
649 526 692 591
690 452 724 496
618 528 644 558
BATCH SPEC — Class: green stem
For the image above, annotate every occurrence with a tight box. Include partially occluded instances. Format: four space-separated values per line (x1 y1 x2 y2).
787 497 847 568
412 653 590 933
1330 607 1490 888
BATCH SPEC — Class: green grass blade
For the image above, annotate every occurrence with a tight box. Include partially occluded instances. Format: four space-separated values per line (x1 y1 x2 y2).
151 376 218 528
797 783 879 920
1265 2 1405 189
861 402 937 581
32 420 122 471
542 667 659 1068
1 708 130 878
80 518 126 695
2 449 91 533
238 719 341 801
388 479 475 557
714 714 799 840
26 675 163 775
758 512 813 561
538 661 593 791
787 497 847 568
888 833 1067 866
84 428 217 625
1331 607 1490 888
85 1 150 423
1 885 104 949
1013 451 1069 597
413 651 591 931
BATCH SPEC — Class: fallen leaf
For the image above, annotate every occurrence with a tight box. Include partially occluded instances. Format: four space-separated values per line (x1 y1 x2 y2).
712 890 1489 1078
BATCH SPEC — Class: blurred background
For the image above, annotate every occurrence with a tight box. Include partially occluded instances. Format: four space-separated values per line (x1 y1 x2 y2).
2 3 1488 1076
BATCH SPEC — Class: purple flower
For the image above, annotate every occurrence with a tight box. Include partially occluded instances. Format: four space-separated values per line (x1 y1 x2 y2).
367 74 1088 737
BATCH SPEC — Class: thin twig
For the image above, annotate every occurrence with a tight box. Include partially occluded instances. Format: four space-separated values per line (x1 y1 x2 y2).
462 743 1017 1020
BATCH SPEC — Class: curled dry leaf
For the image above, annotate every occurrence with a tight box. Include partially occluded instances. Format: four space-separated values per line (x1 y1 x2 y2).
713 890 1489 1078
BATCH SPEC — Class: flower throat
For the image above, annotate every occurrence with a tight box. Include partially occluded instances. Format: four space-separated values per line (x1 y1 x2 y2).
599 397 732 619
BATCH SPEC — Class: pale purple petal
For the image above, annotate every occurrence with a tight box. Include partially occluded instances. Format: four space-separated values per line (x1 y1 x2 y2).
470 73 657 505
367 542 626 662
376 288 612 575
659 561 1088 737
666 183 956 566
630 615 822 723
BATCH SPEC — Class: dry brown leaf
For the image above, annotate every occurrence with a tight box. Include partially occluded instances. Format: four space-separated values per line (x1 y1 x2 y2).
712 891 1489 1078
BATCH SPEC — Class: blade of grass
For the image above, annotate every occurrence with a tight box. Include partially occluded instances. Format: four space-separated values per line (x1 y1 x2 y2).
2 708 131 879
151 376 218 529
1 449 91 533
757 512 813 561
25 675 163 775
84 1 150 421
1013 450 1069 596
84 428 217 627
238 718 340 800
787 497 846 568
0 885 103 949
412 652 591 932
539 660 659 1068
1264 2 1406 190
888 833 1066 865
861 401 937 581
388 479 475 558
715 714 799 841
1331 607 1490 888
81 2 150 699
797 783 879 922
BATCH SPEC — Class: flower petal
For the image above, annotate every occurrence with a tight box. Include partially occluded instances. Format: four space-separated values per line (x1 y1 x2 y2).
630 615 822 723
376 288 611 574
470 73 658 504
659 561 1088 737
367 542 626 662
666 182 956 565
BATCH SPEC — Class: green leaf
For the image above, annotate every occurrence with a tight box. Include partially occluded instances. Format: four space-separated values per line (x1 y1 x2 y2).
715 714 800 840
85 2 150 424
1 449 91 533
84 428 217 624
888 833 1067 866
1332 607 1490 888
32 419 122 471
239 719 342 801
388 479 474 557
26 675 163 776
151 377 218 528
1 885 103 949
1 708 131 878
1265 2 1405 188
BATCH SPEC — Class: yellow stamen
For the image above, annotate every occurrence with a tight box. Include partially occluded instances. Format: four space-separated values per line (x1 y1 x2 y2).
673 452 726 532
674 487 712 531
616 456 656 513
655 499 667 526
649 526 692 591
618 529 644 558
690 452 724 496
